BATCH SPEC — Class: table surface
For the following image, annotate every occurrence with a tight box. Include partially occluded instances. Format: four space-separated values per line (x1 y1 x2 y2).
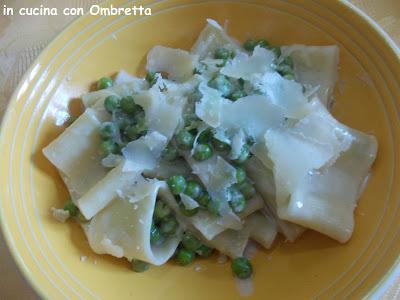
0 0 399 299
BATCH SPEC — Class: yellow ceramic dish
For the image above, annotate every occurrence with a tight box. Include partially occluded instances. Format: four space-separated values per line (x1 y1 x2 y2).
1 0 400 299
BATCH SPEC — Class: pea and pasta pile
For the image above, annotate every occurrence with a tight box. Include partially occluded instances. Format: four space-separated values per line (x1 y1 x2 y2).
45 19 377 280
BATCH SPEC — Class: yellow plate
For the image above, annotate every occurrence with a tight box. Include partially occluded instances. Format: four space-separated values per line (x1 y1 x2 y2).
1 0 400 299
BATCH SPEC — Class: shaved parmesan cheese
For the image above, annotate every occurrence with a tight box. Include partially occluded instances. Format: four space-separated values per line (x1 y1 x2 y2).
199 58 225 77
230 129 246 160
191 123 210 156
196 88 284 140
221 46 275 80
114 70 144 85
195 83 224 128
83 80 148 108
191 19 241 59
220 95 285 142
146 46 198 82
252 72 308 119
43 109 109 198
51 207 70 223
117 177 159 204
122 132 167 172
134 89 184 139
190 155 237 201
182 154 243 234
180 193 200 210
143 159 191 180
165 75 202 101
213 127 231 144
82 89 117 108
282 45 339 108
101 154 122 168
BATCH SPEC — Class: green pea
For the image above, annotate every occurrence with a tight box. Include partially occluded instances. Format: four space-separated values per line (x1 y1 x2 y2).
167 175 187 195
99 140 118 156
197 192 211 208
207 200 221 216
76 212 90 223
270 46 282 58
154 200 172 221
160 217 179 236
150 224 164 246
97 77 113 90
124 125 140 141
104 95 120 113
175 249 195 266
247 136 255 146
146 72 158 87
216 59 228 68
120 96 137 114
134 105 145 119
214 47 233 60
243 39 258 52
212 138 231 152
112 110 133 130
257 39 269 48
63 200 78 217
233 144 250 165
193 63 207 75
229 188 246 214
99 122 118 140
183 113 200 128
124 120 147 141
237 180 256 200
162 144 178 161
277 64 293 76
229 90 247 101
193 144 213 161
284 73 295 81
135 117 147 133
236 168 247 184
231 257 253 279
282 56 294 68
208 75 234 97
116 142 127 154
180 203 199 217
181 233 202 251
176 130 194 150
196 245 214 258
131 259 149 272
184 180 203 200
197 129 213 144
